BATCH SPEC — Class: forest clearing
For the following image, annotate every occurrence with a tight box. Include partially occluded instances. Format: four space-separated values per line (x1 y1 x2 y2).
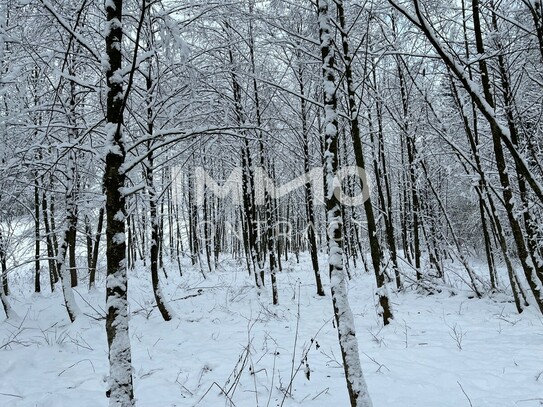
1 0 542 405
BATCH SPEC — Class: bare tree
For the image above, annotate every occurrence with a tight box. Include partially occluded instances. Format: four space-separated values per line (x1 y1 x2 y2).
104 0 135 404
317 0 373 405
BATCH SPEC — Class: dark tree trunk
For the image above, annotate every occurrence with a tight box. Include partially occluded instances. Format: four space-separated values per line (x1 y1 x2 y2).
144 64 173 321
247 4 277 301
34 174 41 293
394 49 421 278
148 150 174 322
490 6 543 287
89 205 104 290
337 0 392 324
470 0 543 312
50 188 59 258
41 188 58 291
104 0 135 404
460 0 498 289
0 230 8 296
298 52 324 296
67 206 78 288
226 27 261 286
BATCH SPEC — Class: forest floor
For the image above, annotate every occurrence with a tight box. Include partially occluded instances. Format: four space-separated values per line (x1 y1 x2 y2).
0 254 542 406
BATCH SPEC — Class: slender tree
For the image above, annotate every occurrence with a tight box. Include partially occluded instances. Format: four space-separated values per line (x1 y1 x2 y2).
317 1 373 405
104 0 135 404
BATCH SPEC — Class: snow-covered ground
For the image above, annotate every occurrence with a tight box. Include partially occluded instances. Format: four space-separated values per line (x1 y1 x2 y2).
0 255 542 406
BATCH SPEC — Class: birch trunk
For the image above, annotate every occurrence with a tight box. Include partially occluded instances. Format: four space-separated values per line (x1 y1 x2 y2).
317 1 373 405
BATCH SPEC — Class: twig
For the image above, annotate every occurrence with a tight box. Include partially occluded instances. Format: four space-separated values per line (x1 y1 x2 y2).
58 359 96 376
0 392 23 399
361 351 390 373
73 289 106 319
286 282 302 396
311 387 330 400
457 381 473 407
196 382 237 407
515 398 543 403
279 317 332 406
266 350 278 407
170 290 204 302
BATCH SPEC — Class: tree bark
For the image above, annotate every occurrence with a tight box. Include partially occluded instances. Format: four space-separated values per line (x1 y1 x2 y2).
298 48 325 296
57 151 80 323
317 1 373 405
41 188 58 291
337 0 392 324
89 204 104 290
0 229 8 296
104 0 135 404
145 62 173 321
34 174 41 293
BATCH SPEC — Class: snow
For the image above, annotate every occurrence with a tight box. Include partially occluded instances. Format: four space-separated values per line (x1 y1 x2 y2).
104 18 122 40
104 123 122 156
105 0 116 11
112 233 125 245
1 254 542 407
109 69 124 85
113 211 125 222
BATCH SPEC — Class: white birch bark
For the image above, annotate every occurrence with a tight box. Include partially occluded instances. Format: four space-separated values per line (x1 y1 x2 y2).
317 1 373 405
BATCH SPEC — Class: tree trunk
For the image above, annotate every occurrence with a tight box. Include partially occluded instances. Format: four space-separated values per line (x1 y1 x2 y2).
57 151 80 323
394 48 421 278
41 188 58 291
470 0 543 312
298 51 324 296
89 204 104 290
145 64 173 321
369 76 401 288
68 209 78 288
317 1 373 405
34 174 41 293
147 150 174 321
247 4 277 300
0 229 8 296
337 0 392 324
104 0 135 404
